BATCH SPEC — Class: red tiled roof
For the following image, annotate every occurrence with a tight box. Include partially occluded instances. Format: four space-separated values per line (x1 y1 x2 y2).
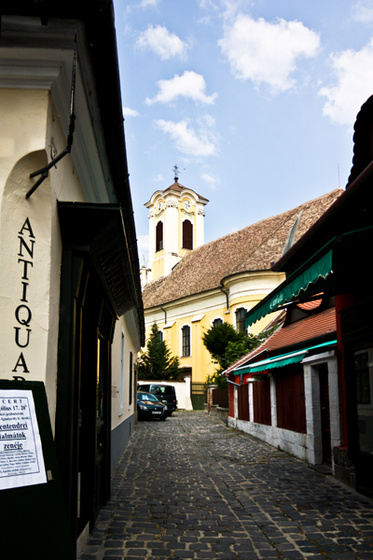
224 306 336 376
147 181 209 205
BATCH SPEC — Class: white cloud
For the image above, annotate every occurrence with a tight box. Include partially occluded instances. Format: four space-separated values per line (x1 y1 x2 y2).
201 172 217 189
319 38 373 126
155 119 217 156
123 106 140 117
140 0 158 7
352 0 373 23
146 71 218 105
136 24 189 60
218 14 320 93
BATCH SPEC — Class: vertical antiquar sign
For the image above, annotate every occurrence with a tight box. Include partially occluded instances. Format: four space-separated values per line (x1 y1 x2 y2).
12 218 35 376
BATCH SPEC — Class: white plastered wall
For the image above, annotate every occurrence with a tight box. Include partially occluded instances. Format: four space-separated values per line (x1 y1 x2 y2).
111 310 142 430
0 88 84 424
229 351 341 466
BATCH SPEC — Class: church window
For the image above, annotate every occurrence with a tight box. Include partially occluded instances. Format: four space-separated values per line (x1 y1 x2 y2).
156 221 163 252
182 220 193 250
181 325 191 357
235 307 246 333
212 318 223 327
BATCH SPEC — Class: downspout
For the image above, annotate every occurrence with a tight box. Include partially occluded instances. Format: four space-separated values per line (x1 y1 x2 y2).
220 281 230 311
161 306 167 325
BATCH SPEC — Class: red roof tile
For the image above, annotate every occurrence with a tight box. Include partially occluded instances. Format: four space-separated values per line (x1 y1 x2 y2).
224 306 336 376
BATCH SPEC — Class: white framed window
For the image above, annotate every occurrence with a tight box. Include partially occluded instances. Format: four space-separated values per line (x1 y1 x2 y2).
211 317 223 328
181 324 191 357
235 307 247 333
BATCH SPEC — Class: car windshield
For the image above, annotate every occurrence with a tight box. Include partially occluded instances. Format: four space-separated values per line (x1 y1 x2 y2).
138 392 158 402
151 386 174 396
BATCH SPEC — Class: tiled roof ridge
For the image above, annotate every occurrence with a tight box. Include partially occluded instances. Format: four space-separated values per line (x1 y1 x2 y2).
145 188 343 275
142 188 343 308
190 187 342 254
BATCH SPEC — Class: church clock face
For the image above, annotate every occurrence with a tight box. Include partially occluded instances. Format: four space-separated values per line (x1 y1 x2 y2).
184 200 191 210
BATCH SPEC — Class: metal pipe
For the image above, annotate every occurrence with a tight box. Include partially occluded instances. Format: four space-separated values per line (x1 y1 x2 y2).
26 34 77 199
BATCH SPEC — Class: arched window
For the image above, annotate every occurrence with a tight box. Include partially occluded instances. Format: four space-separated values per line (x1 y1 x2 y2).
212 318 223 328
181 325 191 357
156 221 163 252
182 219 193 250
235 307 246 333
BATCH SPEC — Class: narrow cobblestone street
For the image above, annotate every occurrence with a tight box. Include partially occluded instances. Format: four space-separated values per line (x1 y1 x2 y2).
80 411 373 560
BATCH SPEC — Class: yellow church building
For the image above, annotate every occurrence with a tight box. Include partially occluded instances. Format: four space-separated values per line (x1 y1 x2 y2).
141 174 342 404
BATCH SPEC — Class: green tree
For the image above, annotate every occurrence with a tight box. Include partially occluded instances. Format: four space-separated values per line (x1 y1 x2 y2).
137 323 180 380
202 322 274 388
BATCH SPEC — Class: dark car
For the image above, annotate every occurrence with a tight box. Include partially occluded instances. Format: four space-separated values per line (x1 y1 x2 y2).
137 384 177 417
137 391 167 421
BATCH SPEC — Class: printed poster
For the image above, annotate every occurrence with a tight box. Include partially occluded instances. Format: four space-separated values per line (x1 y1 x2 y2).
0 389 47 490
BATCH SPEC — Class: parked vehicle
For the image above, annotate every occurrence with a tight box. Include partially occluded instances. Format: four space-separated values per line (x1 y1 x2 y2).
137 391 167 421
137 383 177 417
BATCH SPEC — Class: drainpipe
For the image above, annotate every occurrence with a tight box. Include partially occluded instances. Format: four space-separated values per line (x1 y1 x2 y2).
220 281 230 312
160 306 167 325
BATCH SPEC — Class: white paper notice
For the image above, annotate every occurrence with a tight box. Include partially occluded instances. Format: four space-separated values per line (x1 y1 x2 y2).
0 389 47 490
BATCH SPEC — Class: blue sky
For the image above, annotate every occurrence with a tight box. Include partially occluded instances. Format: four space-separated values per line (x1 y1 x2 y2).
113 0 373 264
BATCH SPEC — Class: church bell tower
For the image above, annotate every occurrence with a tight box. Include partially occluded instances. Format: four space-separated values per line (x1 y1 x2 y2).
142 167 208 285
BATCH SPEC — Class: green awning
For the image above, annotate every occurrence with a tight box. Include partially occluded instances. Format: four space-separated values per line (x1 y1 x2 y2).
235 350 306 375
246 249 333 327
233 340 337 376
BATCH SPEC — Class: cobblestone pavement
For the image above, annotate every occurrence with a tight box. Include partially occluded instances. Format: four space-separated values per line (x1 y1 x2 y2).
80 411 373 560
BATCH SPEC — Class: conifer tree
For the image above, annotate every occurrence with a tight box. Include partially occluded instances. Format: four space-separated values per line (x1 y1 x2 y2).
137 322 180 380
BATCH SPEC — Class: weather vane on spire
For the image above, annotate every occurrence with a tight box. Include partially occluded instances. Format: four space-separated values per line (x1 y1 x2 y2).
173 164 179 182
